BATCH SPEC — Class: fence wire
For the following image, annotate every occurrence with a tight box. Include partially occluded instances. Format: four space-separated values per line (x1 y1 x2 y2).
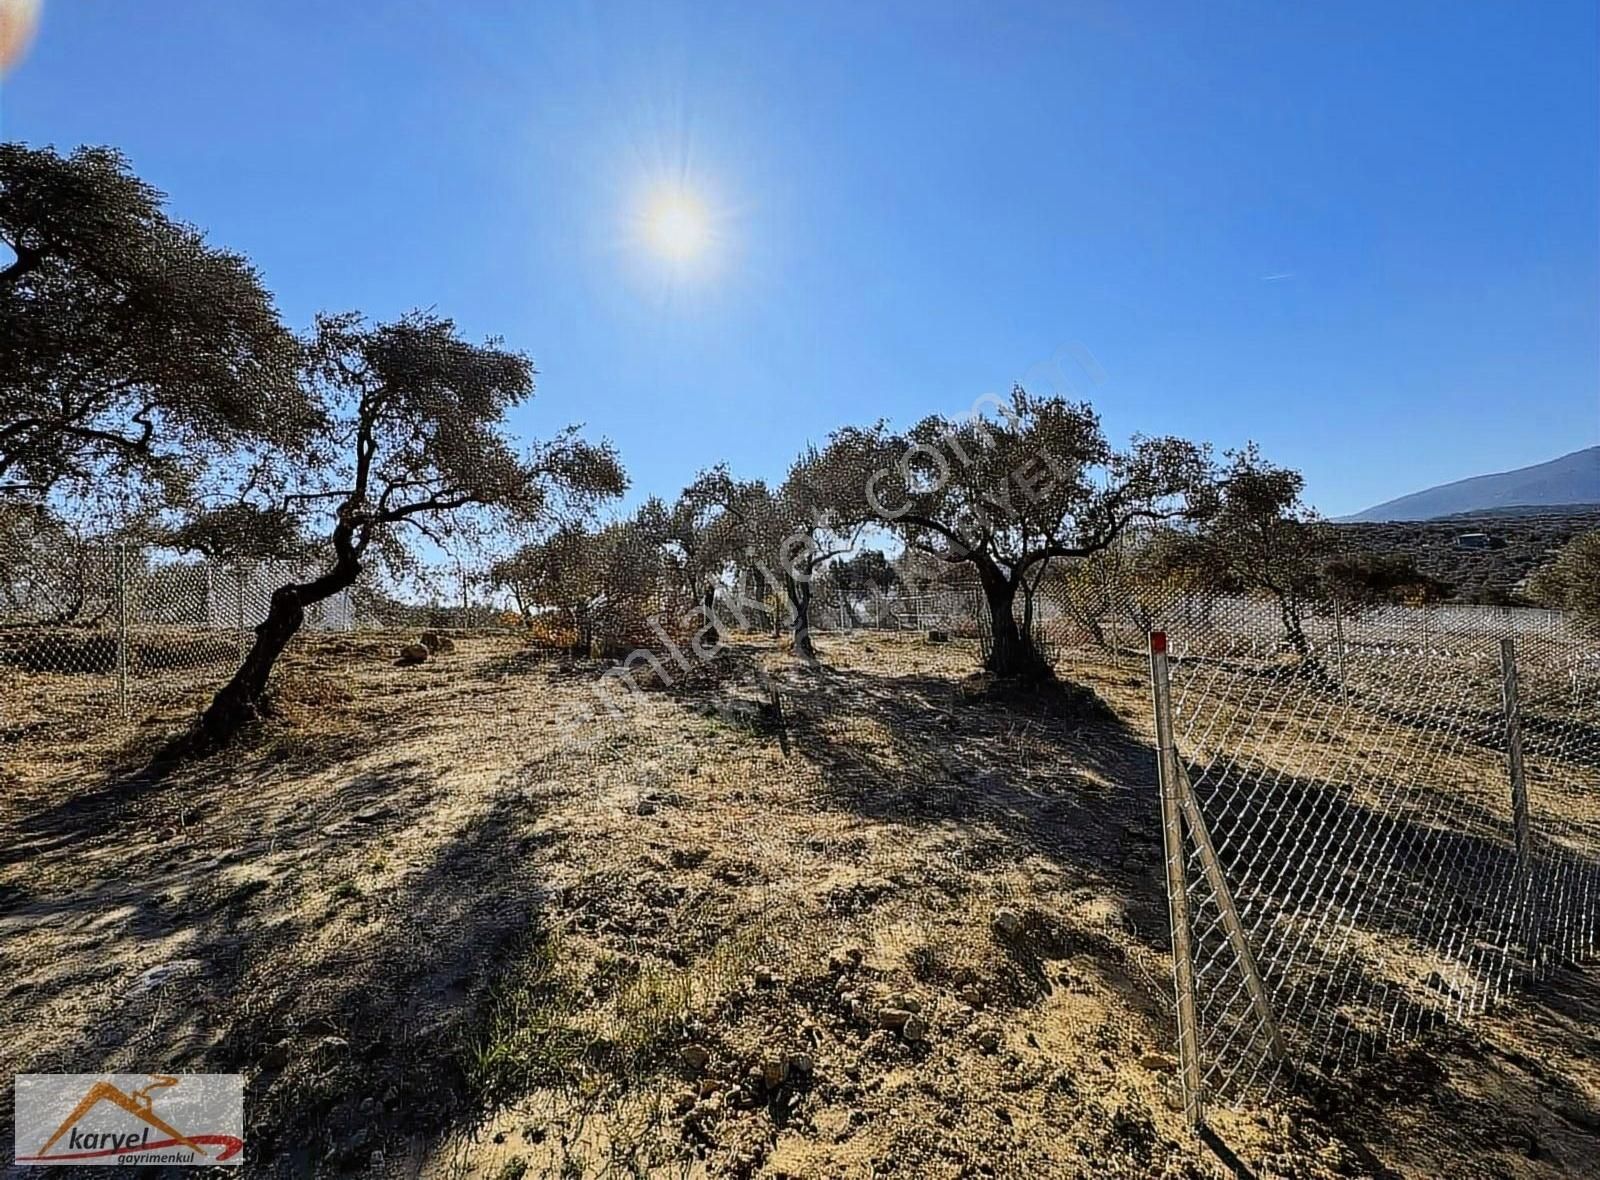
0 539 474 734
1050 577 1600 1116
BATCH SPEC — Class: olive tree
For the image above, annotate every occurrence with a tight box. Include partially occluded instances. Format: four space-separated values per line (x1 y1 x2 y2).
491 519 666 655
1321 552 1451 608
0 145 310 505
824 387 1211 679
743 448 865 665
636 465 760 644
193 311 625 748
1527 531 1600 627
1172 445 1331 659
0 503 118 627
821 548 898 626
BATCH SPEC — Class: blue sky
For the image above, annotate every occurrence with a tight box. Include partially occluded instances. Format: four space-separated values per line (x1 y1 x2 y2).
3 0 1596 517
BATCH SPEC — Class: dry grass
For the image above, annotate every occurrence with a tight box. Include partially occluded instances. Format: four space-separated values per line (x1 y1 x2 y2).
2 629 1598 1178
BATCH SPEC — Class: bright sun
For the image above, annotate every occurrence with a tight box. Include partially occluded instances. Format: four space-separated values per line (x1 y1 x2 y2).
642 187 711 263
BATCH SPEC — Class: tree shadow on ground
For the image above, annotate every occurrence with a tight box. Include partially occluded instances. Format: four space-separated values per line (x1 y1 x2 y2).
2 750 561 1176
762 657 1600 1166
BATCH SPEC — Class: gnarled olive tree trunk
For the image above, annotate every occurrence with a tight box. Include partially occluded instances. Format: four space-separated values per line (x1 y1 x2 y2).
785 572 819 665
700 583 720 646
194 556 359 750
977 562 1050 680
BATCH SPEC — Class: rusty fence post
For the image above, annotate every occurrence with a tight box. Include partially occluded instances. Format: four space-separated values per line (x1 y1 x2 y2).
1150 630 1205 1130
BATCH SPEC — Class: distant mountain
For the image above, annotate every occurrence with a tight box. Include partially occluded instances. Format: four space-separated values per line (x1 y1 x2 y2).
1341 446 1600 523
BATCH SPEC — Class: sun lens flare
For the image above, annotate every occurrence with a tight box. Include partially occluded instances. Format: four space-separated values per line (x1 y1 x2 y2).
0 0 42 76
642 186 711 263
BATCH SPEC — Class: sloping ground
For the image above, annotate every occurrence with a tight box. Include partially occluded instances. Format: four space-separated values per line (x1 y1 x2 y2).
2 632 1598 1178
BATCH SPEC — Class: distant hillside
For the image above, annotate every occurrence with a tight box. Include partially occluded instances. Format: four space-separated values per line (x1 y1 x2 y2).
1333 507 1600 604
1342 446 1600 522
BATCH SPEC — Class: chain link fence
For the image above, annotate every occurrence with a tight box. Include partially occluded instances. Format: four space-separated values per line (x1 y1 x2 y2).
0 534 521 738
849 558 1597 1121
811 587 986 636
1092 581 1597 1128
0 541 356 733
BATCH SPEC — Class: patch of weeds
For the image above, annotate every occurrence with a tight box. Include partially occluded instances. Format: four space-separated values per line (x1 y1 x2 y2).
463 929 591 1110
490 1159 529 1180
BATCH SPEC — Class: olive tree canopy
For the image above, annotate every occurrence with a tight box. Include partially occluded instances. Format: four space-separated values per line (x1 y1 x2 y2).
194 310 625 748
0 144 311 506
823 387 1211 677
1527 531 1600 627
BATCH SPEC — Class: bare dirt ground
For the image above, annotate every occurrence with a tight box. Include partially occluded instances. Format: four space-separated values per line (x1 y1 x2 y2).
3 630 1600 1178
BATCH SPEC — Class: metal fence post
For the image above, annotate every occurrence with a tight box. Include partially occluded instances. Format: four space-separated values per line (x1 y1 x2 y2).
236 564 248 662
114 543 129 719
1150 631 1205 1130
1175 759 1289 1065
1332 596 1347 692
1500 637 1537 965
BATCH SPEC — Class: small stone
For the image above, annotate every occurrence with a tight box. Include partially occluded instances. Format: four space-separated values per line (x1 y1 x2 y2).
761 1055 789 1088
978 1030 1001 1054
680 1044 711 1072
991 908 1022 937
419 631 454 654
397 643 429 665
691 1093 723 1122
126 959 202 997
754 966 776 988
952 967 977 986
902 1014 928 1042
958 984 984 1007
1424 970 1462 999
637 800 658 816
878 1007 912 1031
1139 1052 1176 1073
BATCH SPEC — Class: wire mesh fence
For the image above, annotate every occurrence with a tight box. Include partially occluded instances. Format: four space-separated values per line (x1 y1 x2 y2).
0 543 353 731
0 536 519 737
743 560 1596 1123
1107 582 1599 1128
812 587 986 635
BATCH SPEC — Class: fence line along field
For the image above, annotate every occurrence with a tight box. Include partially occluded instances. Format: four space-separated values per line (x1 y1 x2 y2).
4 523 1599 1177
